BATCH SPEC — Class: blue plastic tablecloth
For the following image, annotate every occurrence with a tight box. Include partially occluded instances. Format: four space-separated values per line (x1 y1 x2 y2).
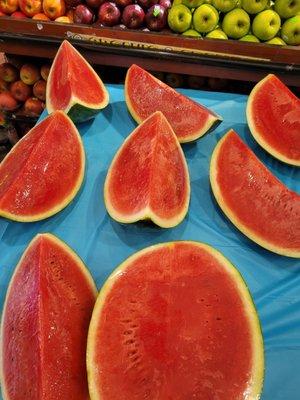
0 85 299 400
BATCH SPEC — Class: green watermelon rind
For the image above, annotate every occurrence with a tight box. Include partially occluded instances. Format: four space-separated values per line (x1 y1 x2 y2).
86 241 264 400
103 111 191 229
0 111 85 223
246 74 300 167
0 233 97 400
210 130 300 258
125 65 222 144
46 40 109 123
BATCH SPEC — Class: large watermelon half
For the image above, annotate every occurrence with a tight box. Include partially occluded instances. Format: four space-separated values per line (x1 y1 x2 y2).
0 111 85 222
246 74 300 167
125 64 222 143
0 233 97 400
104 111 190 228
210 129 300 257
87 241 264 400
46 40 109 123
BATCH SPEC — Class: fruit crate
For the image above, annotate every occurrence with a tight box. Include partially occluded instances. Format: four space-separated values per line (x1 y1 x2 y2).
0 17 299 86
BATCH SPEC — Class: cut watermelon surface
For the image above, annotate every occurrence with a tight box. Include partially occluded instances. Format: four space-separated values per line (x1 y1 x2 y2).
87 241 264 400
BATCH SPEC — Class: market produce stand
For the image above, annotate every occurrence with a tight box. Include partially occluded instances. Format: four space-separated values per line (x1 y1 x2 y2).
0 17 299 86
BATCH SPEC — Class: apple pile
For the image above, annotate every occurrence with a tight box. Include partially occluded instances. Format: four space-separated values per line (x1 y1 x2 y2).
168 0 300 46
0 0 172 30
0 61 49 117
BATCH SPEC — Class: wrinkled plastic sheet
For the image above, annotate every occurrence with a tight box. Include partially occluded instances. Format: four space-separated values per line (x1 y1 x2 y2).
0 85 299 400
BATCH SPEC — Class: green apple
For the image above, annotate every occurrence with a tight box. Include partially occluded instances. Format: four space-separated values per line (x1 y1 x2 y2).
281 15 300 45
274 0 300 19
182 0 204 9
193 4 219 33
168 5 192 33
241 0 269 14
206 28 228 39
182 29 202 36
239 34 260 42
222 9 250 39
252 10 281 41
173 0 183 5
266 36 286 45
212 0 237 12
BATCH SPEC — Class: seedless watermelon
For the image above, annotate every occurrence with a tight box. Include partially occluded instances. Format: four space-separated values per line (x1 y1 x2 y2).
125 64 222 143
210 129 300 257
247 74 300 167
87 241 264 400
46 40 109 123
104 111 190 228
0 233 97 400
0 111 85 222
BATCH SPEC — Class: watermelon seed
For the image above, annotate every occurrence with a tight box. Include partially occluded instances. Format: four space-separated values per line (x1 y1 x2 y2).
124 339 135 344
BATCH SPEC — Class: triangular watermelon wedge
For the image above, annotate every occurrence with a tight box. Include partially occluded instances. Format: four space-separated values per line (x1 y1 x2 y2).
125 64 222 143
46 40 109 123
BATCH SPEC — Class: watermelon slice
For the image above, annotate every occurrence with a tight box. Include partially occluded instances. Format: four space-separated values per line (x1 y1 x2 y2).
125 64 222 143
210 129 300 257
0 111 85 222
46 40 109 123
0 233 97 400
104 111 190 228
87 241 264 400
246 74 300 166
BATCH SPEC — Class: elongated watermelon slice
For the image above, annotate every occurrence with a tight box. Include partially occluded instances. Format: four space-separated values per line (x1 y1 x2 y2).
0 111 85 222
0 233 97 400
125 64 222 143
246 74 300 166
104 111 190 228
87 241 264 400
46 40 109 123
210 130 300 257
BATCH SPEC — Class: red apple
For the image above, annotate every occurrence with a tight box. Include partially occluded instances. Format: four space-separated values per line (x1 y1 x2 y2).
20 64 41 85
0 91 19 111
0 63 19 83
158 0 171 10
19 0 42 17
24 97 44 116
11 10 28 17
0 0 18 15
145 4 167 31
74 4 94 24
0 77 9 93
137 0 158 9
43 0 65 19
0 10 5 15
10 80 32 102
33 79 46 101
98 2 120 26
122 4 144 29
86 0 105 8
40 64 51 81
115 0 132 7
32 12 50 20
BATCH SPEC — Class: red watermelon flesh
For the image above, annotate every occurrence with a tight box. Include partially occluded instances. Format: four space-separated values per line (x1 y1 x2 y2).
247 74 300 166
125 64 222 143
104 111 190 228
210 130 300 257
87 242 264 400
0 111 85 222
0 233 97 400
46 41 109 122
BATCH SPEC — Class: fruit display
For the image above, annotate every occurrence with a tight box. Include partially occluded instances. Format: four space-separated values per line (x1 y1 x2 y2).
0 59 49 117
210 129 300 257
0 233 97 400
87 241 264 400
47 40 109 122
247 74 300 166
0 111 85 222
125 64 222 142
168 0 300 45
104 111 190 228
